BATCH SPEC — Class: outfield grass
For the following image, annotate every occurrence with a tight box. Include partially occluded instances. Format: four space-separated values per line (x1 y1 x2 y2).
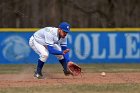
82 63 140 73
0 64 140 93
0 64 140 74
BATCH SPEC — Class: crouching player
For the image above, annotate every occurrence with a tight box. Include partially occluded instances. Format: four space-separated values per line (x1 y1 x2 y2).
29 22 72 79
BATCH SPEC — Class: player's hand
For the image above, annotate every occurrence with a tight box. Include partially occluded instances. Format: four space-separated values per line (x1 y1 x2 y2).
63 49 70 54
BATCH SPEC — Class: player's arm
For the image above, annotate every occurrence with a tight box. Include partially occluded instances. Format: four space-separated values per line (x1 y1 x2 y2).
47 45 63 55
44 30 63 55
60 37 70 62
44 35 69 55
61 45 70 62
44 30 70 55
45 45 70 55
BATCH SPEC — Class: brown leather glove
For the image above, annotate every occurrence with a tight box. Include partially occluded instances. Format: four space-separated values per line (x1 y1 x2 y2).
67 62 81 76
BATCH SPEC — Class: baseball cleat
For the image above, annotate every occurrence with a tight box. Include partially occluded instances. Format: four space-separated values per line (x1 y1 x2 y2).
63 70 71 76
34 71 43 79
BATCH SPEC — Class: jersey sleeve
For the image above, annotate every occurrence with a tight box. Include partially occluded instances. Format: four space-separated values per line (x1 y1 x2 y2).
60 36 67 47
47 45 63 55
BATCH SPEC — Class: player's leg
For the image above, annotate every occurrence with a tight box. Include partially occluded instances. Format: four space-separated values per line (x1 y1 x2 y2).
53 44 70 76
29 36 49 78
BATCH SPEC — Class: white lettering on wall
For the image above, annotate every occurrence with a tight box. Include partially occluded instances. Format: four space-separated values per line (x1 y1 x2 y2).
108 34 123 58
75 34 90 59
125 33 140 58
69 32 140 61
91 34 106 59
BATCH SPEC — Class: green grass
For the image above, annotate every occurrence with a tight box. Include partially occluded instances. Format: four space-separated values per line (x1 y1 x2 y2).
0 63 140 74
81 63 140 73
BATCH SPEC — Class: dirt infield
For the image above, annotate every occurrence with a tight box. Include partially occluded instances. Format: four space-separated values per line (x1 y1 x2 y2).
0 72 140 88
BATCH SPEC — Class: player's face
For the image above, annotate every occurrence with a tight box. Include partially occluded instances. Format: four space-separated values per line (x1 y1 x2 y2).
59 29 68 38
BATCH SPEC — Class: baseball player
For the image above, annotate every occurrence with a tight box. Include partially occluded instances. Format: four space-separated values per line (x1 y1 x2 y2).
29 22 71 79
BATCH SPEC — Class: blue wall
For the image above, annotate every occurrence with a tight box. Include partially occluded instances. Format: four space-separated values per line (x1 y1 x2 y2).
0 30 140 64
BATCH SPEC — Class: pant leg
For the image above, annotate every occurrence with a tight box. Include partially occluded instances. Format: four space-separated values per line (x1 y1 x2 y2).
53 44 68 71
29 36 49 74
29 36 49 62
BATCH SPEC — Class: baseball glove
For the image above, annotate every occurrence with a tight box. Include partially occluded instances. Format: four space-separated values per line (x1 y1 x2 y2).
67 62 81 76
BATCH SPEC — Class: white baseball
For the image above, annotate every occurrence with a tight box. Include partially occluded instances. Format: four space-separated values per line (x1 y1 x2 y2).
101 72 106 76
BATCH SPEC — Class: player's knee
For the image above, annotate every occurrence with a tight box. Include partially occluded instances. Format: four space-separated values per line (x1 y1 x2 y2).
40 54 49 62
56 55 64 60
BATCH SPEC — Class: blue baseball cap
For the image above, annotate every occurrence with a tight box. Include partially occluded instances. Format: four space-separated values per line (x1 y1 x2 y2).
59 22 71 33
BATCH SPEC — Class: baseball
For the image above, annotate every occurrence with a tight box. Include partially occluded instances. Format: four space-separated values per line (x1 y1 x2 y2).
101 72 106 76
